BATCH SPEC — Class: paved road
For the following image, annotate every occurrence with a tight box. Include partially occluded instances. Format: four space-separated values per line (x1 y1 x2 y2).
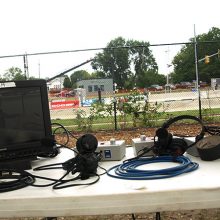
148 90 220 102
50 90 220 120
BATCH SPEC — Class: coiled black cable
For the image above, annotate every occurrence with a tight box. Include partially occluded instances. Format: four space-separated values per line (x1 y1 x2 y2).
0 169 35 193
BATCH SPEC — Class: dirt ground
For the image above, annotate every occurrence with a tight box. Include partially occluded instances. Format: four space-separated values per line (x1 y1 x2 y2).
1 209 220 220
67 124 205 147
2 125 220 220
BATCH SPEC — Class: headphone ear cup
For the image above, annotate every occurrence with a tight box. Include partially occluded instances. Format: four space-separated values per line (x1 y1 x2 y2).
156 128 173 147
76 134 98 154
169 138 188 156
154 128 173 155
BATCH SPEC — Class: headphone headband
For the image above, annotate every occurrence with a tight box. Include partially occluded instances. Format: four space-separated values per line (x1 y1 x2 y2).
153 115 206 156
162 115 205 138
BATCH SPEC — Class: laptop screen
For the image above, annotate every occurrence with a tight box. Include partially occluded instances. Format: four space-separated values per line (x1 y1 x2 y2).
0 86 46 146
0 80 54 166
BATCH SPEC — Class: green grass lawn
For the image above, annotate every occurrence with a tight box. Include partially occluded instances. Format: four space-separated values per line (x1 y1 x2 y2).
51 107 220 132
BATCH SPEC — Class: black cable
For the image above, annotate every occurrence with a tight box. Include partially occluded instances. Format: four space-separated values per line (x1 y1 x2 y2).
0 169 35 193
31 164 98 188
52 127 79 155
125 136 157 163
54 142 78 154
98 165 107 176
34 146 102 172
53 173 100 189
0 125 101 191
33 162 64 171
0 40 219 59
31 140 102 189
34 142 77 172
51 122 78 146
135 145 155 159
30 170 73 187
0 138 77 192
68 131 80 140
205 125 220 136
32 165 101 189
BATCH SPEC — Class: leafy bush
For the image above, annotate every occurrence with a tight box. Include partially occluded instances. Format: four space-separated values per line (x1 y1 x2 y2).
74 91 165 131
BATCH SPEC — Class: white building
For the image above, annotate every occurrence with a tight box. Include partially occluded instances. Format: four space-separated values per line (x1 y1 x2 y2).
77 78 113 95
47 77 65 91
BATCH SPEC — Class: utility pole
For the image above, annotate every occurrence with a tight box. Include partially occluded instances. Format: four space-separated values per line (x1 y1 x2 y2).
165 47 172 93
194 24 202 119
165 47 170 85
23 53 29 80
38 60 41 79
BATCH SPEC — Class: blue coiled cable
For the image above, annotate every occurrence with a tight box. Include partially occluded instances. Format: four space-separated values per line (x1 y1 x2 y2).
107 156 199 180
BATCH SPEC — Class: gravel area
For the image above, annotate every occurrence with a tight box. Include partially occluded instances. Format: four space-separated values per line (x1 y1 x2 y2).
1 209 220 219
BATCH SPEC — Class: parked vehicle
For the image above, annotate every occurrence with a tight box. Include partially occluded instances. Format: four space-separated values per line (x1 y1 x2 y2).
165 84 176 89
147 84 163 91
200 81 209 88
175 82 193 89
55 90 76 97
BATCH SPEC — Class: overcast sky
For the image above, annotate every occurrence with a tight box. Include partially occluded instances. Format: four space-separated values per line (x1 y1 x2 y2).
0 0 219 79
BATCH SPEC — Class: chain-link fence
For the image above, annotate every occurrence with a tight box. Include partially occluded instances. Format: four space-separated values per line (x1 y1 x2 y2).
50 86 220 132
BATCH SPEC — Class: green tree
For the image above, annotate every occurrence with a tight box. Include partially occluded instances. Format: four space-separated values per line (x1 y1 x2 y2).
91 37 160 89
127 39 159 87
90 71 106 79
139 70 166 87
92 37 131 89
172 27 220 83
70 70 90 88
63 76 72 88
3 67 26 81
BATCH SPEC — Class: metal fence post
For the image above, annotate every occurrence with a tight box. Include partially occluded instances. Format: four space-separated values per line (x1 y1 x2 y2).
98 88 102 103
113 98 117 130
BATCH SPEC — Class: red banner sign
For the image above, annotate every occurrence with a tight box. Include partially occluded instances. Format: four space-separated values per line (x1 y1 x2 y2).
50 100 79 110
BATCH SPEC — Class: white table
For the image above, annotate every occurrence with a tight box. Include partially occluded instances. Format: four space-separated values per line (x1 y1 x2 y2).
0 147 220 218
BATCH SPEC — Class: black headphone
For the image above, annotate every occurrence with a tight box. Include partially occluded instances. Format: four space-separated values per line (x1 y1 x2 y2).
153 115 205 156
63 134 100 179
76 134 98 154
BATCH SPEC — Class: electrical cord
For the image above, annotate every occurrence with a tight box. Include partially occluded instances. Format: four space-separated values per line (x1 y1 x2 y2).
0 123 103 192
0 141 71 192
0 142 103 191
107 155 199 180
51 122 78 146
0 169 35 193
30 142 103 189
52 173 100 189
205 125 220 136
30 165 101 189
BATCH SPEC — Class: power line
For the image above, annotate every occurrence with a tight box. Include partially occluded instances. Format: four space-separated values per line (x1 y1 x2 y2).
0 41 220 59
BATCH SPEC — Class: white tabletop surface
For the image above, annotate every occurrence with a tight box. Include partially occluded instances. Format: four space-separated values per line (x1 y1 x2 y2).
1 147 220 218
